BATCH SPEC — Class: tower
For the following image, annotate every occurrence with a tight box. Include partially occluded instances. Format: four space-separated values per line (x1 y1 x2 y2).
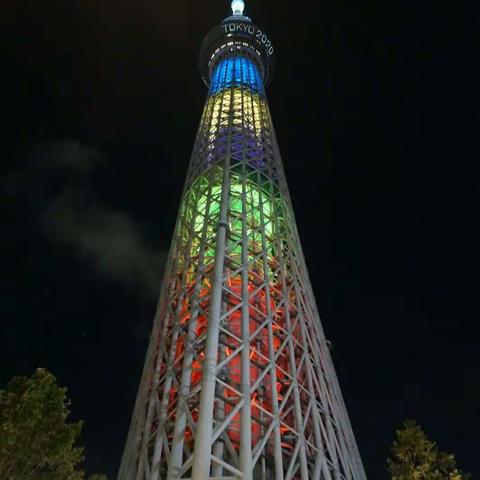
118 2 366 479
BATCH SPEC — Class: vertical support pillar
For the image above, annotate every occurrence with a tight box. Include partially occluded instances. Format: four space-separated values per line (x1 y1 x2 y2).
191 155 231 480
211 343 226 478
239 158 253 480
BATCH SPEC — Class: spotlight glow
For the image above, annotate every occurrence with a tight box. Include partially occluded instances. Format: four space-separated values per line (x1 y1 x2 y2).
231 0 245 16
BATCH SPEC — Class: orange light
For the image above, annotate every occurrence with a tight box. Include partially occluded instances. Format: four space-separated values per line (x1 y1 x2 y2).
160 258 298 454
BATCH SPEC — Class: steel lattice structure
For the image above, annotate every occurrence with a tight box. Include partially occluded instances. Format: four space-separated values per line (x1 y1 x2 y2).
118 2 366 479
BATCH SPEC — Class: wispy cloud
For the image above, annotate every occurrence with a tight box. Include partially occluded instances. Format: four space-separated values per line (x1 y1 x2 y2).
14 139 166 297
41 191 165 295
33 139 102 174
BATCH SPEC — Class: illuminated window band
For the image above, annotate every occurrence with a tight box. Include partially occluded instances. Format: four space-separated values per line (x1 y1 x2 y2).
210 57 263 95
205 87 263 138
192 54 271 173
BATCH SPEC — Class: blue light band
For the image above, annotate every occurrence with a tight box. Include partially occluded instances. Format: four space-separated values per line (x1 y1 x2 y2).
210 57 263 95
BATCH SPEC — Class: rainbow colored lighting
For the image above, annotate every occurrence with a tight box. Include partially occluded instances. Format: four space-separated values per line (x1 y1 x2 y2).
173 168 298 452
199 57 268 171
166 54 302 457
119 5 367 479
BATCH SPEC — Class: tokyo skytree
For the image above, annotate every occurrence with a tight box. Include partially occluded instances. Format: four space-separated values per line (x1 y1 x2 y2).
118 1 366 479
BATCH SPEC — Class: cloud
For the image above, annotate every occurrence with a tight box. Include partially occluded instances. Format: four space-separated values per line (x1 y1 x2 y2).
33 139 102 174
41 191 165 295
21 139 166 296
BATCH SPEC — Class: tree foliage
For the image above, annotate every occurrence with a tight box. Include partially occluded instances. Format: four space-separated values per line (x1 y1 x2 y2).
388 420 470 480
0 368 105 480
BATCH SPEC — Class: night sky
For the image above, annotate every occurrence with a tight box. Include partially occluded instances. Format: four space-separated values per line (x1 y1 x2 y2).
2 0 479 478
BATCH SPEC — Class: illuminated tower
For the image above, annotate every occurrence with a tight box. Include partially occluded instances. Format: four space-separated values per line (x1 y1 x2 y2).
118 2 366 479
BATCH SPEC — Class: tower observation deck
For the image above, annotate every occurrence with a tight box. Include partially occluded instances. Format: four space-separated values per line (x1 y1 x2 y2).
118 2 367 479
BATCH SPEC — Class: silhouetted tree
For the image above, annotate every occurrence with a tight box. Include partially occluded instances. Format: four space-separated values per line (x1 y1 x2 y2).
388 420 470 480
0 368 106 480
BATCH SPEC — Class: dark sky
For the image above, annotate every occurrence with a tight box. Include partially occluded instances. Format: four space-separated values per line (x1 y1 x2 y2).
1 0 479 478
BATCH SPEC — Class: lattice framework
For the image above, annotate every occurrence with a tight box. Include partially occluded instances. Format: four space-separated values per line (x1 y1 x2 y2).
118 28 366 480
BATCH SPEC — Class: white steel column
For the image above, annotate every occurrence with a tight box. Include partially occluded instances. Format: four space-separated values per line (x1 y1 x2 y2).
239 148 253 478
191 155 231 480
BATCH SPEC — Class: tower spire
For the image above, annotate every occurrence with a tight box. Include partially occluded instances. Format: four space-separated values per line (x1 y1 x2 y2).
231 0 245 16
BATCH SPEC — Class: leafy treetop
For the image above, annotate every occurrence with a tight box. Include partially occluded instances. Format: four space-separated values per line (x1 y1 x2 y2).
0 368 106 480
388 420 470 480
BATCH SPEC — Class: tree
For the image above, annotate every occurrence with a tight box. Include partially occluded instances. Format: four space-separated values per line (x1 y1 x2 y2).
0 368 106 480
388 420 470 480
